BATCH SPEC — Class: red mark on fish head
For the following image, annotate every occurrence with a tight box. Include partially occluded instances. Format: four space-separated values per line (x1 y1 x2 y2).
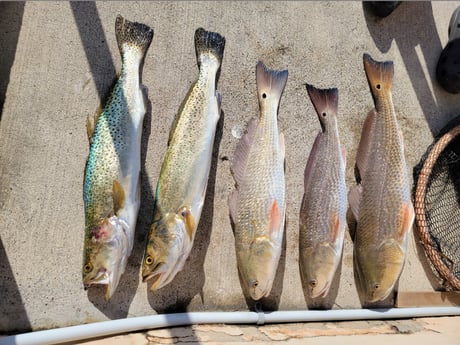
91 219 112 242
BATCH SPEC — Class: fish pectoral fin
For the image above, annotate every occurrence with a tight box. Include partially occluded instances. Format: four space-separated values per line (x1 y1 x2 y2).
269 199 283 240
112 180 126 215
378 240 405 265
178 206 195 241
329 213 344 243
398 202 415 240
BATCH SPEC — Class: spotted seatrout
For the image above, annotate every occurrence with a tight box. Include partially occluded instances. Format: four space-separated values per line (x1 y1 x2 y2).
299 84 347 300
142 28 225 290
349 54 414 304
82 15 153 300
229 62 288 301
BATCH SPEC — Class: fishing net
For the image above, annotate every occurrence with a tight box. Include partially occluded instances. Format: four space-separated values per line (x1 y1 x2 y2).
413 116 460 290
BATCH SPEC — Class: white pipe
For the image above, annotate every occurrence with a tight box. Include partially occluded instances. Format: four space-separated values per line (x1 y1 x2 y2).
1 307 459 345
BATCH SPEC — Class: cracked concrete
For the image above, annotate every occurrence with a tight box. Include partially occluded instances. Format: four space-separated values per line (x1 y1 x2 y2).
0 0 460 339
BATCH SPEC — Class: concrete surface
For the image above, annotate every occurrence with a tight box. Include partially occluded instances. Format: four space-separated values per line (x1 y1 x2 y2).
1 0 460 334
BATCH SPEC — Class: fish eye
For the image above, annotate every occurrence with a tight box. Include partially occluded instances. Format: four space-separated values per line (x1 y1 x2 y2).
145 255 154 265
83 263 92 273
310 279 318 287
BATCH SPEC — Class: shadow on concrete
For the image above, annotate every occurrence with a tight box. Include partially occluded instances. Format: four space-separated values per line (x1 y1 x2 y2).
147 109 225 313
70 2 116 102
0 1 25 121
363 1 453 136
0 237 31 334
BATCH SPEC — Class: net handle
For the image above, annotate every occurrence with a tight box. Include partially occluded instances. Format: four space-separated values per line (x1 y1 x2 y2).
414 125 460 289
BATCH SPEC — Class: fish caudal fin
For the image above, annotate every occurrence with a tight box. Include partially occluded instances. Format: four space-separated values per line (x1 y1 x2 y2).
256 61 288 106
363 53 394 98
305 84 338 131
195 28 226 69
115 15 154 57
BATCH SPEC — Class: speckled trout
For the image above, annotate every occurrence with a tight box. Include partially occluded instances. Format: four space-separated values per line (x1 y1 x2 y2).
229 61 288 301
299 84 347 300
82 15 153 300
348 53 414 304
142 28 225 290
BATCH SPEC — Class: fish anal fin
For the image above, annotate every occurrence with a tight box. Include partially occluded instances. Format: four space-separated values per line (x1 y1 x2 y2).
304 132 322 191
398 202 415 240
228 191 238 224
269 199 282 240
355 109 377 183
112 180 126 215
231 117 259 184
347 184 362 241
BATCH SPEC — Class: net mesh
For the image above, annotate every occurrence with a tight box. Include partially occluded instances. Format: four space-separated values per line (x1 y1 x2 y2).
413 116 460 290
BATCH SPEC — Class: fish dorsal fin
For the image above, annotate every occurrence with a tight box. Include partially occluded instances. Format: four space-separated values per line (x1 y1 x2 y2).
399 202 415 240
112 180 126 215
178 206 195 241
355 109 377 183
256 61 288 108
228 190 238 224
304 131 322 191
230 117 259 185
269 199 282 241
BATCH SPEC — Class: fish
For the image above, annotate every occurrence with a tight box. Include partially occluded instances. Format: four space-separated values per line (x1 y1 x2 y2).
298 84 347 300
142 28 225 291
229 61 288 301
348 53 414 304
82 15 153 300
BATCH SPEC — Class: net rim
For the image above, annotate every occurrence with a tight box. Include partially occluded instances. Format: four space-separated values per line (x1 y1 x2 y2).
414 124 460 289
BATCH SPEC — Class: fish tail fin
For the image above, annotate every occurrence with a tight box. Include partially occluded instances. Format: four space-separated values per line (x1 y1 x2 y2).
256 61 288 106
363 53 394 97
305 83 338 131
115 15 154 58
194 28 226 69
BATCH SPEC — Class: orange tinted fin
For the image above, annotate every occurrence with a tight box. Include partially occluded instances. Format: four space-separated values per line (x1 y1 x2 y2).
363 53 394 100
330 213 342 243
179 206 195 241
269 199 282 240
398 202 415 240
112 180 126 215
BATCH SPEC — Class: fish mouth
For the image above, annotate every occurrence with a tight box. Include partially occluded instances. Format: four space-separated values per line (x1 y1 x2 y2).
84 270 110 288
